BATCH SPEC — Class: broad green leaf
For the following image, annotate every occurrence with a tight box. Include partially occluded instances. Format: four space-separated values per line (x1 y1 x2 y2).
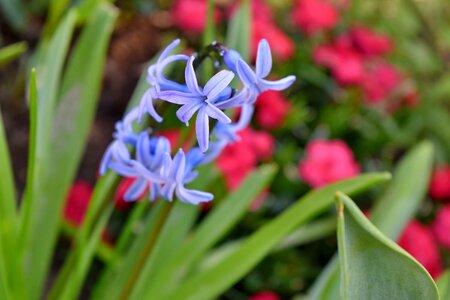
226 0 251 61
336 192 439 300
308 141 434 300
140 164 278 299
0 42 27 67
159 173 390 300
437 270 450 300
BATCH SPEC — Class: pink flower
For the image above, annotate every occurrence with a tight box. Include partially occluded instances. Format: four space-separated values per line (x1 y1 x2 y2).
64 180 93 226
291 0 339 36
348 26 392 57
428 165 450 201
252 19 295 61
171 0 222 33
398 220 443 279
298 139 360 188
255 91 291 129
250 291 280 300
217 128 274 190
313 42 365 86
361 62 402 103
432 204 450 249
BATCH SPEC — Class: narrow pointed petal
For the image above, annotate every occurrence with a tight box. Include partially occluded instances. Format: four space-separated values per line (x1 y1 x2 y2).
113 141 131 162
236 59 257 86
196 108 210 152
176 101 203 124
131 161 165 183
185 56 203 95
235 103 254 130
124 178 148 202
204 103 231 123
157 39 180 63
140 89 163 122
204 70 235 101
158 90 200 105
109 162 139 177
170 149 186 182
259 75 296 91
176 185 213 204
99 144 114 175
215 89 248 109
256 39 273 78
161 182 176 201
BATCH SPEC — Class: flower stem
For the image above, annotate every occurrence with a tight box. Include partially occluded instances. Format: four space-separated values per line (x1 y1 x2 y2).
119 200 175 300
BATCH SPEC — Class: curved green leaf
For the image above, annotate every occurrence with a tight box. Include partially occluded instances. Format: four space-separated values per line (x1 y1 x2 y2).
336 192 439 300
437 270 450 300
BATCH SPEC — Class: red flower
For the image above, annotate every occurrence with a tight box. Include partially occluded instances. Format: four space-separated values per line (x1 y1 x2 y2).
298 139 360 188
361 62 402 103
291 0 339 36
252 19 295 61
432 204 450 249
255 91 291 129
428 165 450 201
171 0 222 33
64 180 93 226
348 26 392 57
250 291 280 300
398 220 443 278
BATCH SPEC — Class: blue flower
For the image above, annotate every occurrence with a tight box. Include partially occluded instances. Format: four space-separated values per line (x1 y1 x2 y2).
235 39 296 103
160 149 213 205
158 56 239 152
139 39 189 123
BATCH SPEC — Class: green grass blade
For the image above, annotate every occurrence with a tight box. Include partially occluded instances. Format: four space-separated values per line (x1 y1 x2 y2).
0 42 27 67
336 192 439 299
141 164 278 299
436 270 450 300
225 0 251 61
159 173 390 300
308 141 435 300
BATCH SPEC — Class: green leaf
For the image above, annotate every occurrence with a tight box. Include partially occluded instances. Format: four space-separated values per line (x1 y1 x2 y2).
370 141 434 238
139 164 277 299
159 173 390 300
308 141 435 300
226 0 251 61
437 270 450 300
335 192 439 299
0 42 27 67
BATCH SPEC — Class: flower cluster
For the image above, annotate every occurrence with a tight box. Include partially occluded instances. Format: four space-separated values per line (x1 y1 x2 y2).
100 39 295 205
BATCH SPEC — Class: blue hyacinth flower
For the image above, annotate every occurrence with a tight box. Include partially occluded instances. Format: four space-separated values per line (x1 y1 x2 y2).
236 39 296 103
158 56 238 152
160 149 213 204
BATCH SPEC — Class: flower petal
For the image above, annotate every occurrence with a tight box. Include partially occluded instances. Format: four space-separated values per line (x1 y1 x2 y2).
158 39 180 63
256 39 273 78
158 90 200 105
205 103 231 123
196 107 210 152
176 185 213 204
185 56 203 95
124 178 148 202
236 59 257 87
176 101 204 124
170 149 186 182
259 75 296 91
99 144 114 175
204 70 235 101
139 89 163 123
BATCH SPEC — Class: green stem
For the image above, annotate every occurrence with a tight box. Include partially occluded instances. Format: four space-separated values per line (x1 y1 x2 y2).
119 200 175 300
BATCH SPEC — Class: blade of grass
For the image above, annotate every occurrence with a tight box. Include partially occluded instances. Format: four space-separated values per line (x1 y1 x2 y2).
0 42 27 67
140 164 276 298
159 173 390 300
